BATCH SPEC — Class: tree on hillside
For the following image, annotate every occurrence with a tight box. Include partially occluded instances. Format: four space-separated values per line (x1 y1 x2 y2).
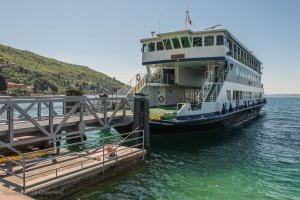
0 75 7 92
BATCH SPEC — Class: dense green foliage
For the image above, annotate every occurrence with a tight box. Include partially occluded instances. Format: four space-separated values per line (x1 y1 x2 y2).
0 74 7 91
0 44 124 94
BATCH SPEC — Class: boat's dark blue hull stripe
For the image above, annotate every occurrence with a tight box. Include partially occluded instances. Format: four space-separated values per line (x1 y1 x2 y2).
150 103 265 126
142 56 226 65
176 111 220 120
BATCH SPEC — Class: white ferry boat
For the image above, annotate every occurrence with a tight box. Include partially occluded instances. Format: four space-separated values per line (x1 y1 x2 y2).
118 28 266 131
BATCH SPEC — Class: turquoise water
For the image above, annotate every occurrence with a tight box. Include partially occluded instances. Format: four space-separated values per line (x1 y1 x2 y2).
72 97 300 200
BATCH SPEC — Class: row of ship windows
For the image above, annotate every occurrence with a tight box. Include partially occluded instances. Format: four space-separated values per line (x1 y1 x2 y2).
235 66 261 82
142 35 225 52
143 35 261 73
225 38 261 73
227 90 262 101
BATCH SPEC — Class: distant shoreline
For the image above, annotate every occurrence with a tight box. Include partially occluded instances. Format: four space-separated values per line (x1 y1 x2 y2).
266 94 300 97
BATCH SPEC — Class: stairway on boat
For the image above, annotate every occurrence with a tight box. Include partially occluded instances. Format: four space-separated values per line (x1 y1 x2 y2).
197 70 225 103
204 83 217 102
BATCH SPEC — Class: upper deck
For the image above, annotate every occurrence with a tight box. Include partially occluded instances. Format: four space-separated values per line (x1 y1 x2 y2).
141 29 262 73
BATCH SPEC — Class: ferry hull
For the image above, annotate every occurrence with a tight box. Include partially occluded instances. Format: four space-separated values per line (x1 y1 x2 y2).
149 104 265 133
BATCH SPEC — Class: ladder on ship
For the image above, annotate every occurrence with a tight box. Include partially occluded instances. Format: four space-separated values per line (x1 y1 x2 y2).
197 70 225 103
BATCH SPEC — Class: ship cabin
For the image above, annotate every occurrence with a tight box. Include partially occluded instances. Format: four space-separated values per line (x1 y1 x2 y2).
140 29 263 108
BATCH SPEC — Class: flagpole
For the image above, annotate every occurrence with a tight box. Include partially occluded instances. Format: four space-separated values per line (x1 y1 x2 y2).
185 0 191 29
159 11 161 34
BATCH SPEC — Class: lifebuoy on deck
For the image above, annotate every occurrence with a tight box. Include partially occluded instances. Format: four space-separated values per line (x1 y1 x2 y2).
136 74 141 81
158 96 164 102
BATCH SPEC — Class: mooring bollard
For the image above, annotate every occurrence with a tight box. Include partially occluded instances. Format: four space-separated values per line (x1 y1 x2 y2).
132 93 150 149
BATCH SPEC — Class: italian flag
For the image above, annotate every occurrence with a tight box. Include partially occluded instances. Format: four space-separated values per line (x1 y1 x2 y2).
185 10 192 26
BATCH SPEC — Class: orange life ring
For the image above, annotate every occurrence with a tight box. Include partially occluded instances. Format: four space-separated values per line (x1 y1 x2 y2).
105 145 113 153
136 74 141 81
158 96 164 102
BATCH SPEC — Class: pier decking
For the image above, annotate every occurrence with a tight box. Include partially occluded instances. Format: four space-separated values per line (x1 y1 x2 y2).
0 130 146 199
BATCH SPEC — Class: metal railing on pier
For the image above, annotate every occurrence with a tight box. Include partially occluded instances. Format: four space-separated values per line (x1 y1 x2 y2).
0 96 133 146
0 130 145 193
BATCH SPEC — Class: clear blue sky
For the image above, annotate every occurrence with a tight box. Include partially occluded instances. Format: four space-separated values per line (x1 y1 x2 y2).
0 0 299 94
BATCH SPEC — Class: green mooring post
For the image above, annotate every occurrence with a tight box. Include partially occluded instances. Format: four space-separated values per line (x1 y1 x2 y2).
132 93 150 149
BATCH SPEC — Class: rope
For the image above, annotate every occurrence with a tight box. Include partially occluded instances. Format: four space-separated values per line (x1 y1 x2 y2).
105 124 143 154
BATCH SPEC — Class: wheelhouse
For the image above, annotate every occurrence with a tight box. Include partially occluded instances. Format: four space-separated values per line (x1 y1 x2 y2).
141 29 262 74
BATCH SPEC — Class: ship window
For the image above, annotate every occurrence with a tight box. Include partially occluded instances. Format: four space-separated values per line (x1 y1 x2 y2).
148 42 155 52
172 37 181 49
204 36 214 46
226 90 231 101
163 39 172 50
225 37 229 47
193 37 202 47
142 44 148 53
233 90 236 100
216 35 224 45
227 38 232 50
157 41 164 51
181 37 190 48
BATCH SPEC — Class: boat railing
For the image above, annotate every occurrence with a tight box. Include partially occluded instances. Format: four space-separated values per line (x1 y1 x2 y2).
208 70 225 102
0 130 145 193
197 71 214 103
150 73 175 84
130 75 147 94
204 71 214 83
117 73 147 96
228 51 259 72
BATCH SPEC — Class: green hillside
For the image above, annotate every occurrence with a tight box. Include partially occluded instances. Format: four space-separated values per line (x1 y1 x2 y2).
0 44 124 94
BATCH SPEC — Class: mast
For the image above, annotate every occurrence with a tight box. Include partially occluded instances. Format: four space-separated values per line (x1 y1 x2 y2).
185 0 192 29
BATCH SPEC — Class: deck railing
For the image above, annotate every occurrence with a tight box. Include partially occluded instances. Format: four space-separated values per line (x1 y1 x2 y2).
197 71 214 103
117 74 147 96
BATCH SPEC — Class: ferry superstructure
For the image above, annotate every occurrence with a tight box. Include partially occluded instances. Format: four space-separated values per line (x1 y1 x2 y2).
118 28 266 130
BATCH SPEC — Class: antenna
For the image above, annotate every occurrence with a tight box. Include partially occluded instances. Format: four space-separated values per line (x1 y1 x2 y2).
158 11 161 34
151 31 155 37
205 24 221 30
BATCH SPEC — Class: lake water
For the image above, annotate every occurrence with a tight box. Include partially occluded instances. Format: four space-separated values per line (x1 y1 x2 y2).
71 97 299 199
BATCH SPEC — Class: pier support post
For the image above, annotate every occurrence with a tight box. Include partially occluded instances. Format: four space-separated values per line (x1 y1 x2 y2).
132 93 150 149
143 95 150 149
99 93 108 125
7 105 14 144
65 89 86 144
